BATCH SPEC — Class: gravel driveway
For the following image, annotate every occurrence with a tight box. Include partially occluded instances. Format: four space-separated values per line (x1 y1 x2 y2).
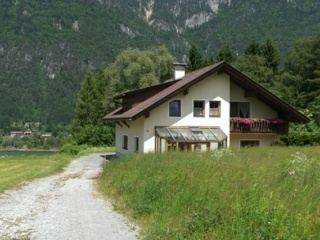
0 154 139 240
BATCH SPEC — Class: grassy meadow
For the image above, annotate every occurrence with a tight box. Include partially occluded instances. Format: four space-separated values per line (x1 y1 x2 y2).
98 147 320 239
0 154 74 193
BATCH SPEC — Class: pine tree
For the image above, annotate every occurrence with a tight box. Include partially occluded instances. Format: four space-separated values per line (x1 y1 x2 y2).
71 68 114 146
262 38 281 74
186 44 204 71
234 54 274 89
216 44 236 63
72 68 101 127
245 40 262 55
282 35 318 108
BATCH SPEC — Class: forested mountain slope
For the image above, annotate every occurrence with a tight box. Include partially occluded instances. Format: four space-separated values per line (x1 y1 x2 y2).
0 0 319 127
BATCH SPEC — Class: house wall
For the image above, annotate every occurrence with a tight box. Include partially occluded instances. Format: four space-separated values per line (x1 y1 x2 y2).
115 74 284 154
115 117 144 155
230 133 280 147
229 82 280 146
143 72 231 153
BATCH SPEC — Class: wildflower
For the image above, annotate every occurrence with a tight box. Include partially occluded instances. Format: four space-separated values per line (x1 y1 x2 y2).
289 151 309 175
291 151 307 164
288 170 295 175
211 148 234 159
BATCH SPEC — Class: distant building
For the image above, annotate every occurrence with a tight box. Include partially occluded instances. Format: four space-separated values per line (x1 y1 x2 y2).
10 131 32 137
40 133 52 142
24 131 32 136
10 131 24 137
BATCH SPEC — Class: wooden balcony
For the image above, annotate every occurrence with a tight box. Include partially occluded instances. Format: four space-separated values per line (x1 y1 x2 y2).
230 118 289 134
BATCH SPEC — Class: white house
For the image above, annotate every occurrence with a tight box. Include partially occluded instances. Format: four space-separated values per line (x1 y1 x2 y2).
103 61 309 156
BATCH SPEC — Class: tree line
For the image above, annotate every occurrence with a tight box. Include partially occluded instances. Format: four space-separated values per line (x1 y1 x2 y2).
0 124 68 150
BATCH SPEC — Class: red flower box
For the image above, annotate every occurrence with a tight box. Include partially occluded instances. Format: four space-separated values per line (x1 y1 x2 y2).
232 117 285 126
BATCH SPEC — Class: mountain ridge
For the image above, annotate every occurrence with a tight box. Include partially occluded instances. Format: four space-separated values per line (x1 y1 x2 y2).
0 0 319 127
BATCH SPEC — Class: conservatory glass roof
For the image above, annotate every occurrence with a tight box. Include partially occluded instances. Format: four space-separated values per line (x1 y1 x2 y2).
155 126 227 142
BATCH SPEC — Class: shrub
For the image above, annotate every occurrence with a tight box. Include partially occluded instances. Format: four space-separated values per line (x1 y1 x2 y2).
281 131 320 146
1 137 13 148
60 142 81 155
73 124 114 146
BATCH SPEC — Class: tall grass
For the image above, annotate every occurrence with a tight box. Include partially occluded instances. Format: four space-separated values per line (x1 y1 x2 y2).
0 154 73 193
98 147 320 239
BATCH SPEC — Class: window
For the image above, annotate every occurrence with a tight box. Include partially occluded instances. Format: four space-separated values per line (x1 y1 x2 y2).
169 100 181 117
134 137 139 152
240 140 260 147
230 102 250 118
122 135 128 150
194 100 205 117
209 101 221 117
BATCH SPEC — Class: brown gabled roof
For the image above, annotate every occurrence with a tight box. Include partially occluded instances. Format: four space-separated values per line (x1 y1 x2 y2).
113 80 177 99
103 61 309 123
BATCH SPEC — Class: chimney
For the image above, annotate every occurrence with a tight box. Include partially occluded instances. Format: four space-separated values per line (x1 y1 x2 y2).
173 62 186 80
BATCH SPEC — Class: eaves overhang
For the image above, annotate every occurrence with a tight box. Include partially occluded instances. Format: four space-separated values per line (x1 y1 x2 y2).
220 64 310 123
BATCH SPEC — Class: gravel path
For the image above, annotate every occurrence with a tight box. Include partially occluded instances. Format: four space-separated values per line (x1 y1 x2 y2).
0 154 139 240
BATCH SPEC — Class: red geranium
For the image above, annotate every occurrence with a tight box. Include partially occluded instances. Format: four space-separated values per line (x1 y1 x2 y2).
232 117 285 125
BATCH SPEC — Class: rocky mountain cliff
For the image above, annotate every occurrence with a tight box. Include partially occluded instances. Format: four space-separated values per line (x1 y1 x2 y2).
0 0 319 127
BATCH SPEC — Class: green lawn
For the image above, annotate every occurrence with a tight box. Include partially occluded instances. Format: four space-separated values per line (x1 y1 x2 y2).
0 146 114 194
98 146 320 239
0 154 73 193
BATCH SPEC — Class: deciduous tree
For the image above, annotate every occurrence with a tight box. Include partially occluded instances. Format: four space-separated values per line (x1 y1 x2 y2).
109 46 175 93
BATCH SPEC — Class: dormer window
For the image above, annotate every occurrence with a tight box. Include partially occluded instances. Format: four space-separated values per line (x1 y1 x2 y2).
169 100 181 117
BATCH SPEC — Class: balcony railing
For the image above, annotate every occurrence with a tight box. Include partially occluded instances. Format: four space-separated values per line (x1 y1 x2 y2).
230 118 289 134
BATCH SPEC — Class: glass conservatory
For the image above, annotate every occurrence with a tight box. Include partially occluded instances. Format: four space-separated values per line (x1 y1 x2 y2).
155 126 227 152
